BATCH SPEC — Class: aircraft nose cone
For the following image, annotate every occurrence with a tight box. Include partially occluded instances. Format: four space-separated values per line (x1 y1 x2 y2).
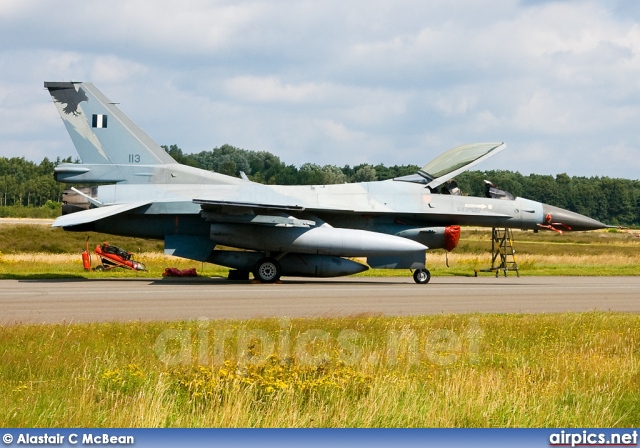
541 204 608 232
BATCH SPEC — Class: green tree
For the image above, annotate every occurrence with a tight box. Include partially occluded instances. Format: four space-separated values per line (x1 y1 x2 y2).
162 144 200 167
352 165 378 182
321 165 348 184
298 163 325 185
8 144 640 225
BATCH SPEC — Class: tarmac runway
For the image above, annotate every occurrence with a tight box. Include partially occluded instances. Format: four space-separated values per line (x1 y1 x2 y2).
1 276 638 324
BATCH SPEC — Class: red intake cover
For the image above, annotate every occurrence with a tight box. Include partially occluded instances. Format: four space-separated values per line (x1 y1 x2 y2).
444 225 461 252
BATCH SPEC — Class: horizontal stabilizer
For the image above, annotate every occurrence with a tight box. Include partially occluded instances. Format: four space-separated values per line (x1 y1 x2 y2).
52 202 151 227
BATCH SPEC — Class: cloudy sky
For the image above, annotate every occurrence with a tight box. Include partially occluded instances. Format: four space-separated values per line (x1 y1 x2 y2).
1 0 639 179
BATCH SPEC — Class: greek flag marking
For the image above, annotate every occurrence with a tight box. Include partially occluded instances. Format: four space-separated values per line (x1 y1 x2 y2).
92 114 108 128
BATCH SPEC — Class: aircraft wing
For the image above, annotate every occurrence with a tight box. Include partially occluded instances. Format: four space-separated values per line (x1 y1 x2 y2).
52 202 151 227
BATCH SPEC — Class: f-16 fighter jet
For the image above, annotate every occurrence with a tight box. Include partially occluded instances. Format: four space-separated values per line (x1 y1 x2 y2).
46 82 607 283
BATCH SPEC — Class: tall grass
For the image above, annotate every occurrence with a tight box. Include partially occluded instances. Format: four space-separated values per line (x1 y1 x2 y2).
0 205 60 219
2 225 640 256
2 227 638 427
1 313 638 427
0 252 229 279
2 250 640 278
2 225 640 278
0 224 164 254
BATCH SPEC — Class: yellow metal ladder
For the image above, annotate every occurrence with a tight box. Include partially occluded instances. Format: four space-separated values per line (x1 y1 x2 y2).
475 228 519 277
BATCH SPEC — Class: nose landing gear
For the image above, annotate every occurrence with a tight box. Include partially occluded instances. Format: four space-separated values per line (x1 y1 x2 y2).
413 269 431 284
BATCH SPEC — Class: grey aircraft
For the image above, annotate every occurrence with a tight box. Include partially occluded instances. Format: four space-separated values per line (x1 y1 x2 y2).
45 81 608 284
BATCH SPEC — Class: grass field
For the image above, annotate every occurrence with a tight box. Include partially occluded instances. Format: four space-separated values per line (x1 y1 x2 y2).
1 225 639 278
2 250 640 279
1 313 639 427
1 224 639 427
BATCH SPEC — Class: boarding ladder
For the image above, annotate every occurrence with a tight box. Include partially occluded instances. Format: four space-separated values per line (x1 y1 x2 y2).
474 227 519 277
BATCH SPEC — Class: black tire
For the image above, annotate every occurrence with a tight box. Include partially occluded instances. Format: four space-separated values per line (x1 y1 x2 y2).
413 269 431 284
253 258 281 283
95 264 105 272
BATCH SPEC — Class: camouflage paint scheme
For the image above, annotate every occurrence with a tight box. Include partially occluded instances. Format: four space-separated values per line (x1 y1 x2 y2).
45 82 607 283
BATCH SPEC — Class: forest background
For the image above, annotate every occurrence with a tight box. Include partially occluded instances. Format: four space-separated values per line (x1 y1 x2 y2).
1 144 638 227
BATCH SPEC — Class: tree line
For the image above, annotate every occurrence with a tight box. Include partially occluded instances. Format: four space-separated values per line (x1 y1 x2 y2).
0 156 72 208
455 170 640 226
1 144 639 226
163 144 640 226
161 144 416 185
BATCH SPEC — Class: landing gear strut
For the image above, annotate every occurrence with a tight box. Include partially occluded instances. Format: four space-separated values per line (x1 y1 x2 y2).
252 257 282 283
413 269 431 284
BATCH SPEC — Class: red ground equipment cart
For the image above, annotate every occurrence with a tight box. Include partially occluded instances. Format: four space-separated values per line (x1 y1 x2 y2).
82 239 146 271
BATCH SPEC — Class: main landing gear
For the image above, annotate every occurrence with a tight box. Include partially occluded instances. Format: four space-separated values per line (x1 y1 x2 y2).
252 257 282 283
245 253 431 285
413 269 431 284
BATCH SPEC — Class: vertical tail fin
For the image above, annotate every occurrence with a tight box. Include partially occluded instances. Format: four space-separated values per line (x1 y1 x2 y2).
45 82 176 165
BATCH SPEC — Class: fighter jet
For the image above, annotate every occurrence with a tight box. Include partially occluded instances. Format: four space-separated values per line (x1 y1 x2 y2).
45 82 608 284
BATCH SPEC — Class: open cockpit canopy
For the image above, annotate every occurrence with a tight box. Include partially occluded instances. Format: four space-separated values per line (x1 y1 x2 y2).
395 142 506 190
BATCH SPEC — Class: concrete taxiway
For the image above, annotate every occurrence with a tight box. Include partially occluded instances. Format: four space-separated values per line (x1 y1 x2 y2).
0 276 638 324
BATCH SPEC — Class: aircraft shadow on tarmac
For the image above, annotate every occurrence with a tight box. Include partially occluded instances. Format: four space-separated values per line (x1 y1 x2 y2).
9 275 538 287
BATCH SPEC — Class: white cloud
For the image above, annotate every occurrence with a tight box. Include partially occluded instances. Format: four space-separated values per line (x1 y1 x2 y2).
434 94 477 118
91 56 148 84
318 119 365 143
224 76 329 104
0 0 32 17
1 0 640 179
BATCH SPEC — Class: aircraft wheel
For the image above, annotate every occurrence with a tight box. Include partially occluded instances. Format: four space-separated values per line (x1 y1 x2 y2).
95 264 105 272
253 258 281 283
413 269 431 284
